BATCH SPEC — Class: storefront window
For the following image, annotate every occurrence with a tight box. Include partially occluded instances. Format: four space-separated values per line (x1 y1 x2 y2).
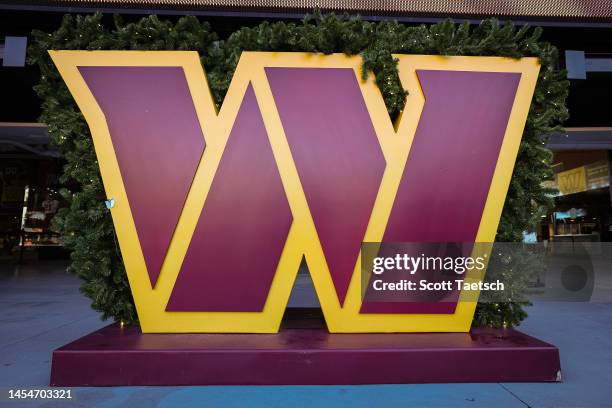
541 150 612 242
0 157 65 260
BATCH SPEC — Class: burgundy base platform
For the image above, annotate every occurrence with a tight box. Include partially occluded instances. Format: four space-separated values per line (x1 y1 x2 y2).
50 311 561 386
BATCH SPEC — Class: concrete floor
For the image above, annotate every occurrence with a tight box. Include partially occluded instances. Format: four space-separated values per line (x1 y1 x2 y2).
0 260 611 408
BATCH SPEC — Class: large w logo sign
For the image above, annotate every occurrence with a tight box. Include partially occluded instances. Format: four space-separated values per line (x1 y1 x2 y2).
51 51 539 333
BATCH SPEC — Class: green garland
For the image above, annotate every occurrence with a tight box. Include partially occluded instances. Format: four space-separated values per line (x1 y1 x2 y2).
29 12 568 327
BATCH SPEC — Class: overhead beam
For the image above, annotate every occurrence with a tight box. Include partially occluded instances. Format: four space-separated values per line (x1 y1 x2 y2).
547 128 612 151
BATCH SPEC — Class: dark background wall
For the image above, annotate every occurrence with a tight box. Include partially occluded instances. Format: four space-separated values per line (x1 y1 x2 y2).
1 9 611 126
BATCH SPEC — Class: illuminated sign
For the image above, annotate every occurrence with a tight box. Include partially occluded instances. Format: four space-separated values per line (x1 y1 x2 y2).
555 161 609 196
